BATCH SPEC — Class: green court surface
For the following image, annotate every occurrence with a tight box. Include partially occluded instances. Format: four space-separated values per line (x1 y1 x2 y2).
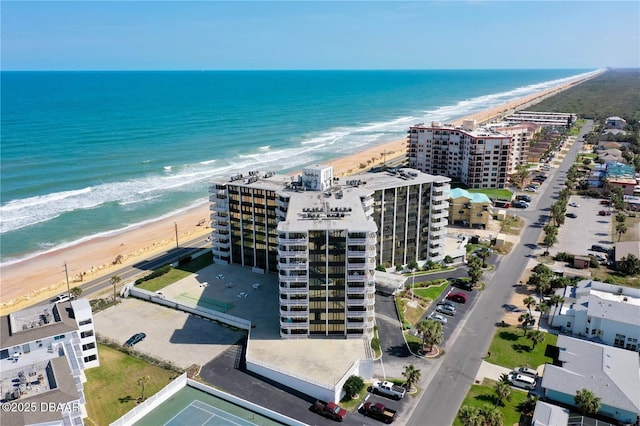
133 386 284 426
177 292 234 312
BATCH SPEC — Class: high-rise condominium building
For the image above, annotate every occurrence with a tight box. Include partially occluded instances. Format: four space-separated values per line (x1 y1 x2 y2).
209 166 450 338
407 120 512 188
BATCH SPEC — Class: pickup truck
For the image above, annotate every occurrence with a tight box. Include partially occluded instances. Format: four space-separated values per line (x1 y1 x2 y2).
360 402 396 424
370 380 406 400
311 400 347 422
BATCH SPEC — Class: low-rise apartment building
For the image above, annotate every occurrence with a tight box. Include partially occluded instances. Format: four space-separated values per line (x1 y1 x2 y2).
550 280 640 352
448 188 493 229
0 298 99 425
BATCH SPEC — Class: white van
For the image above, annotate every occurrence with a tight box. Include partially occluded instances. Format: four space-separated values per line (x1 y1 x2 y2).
508 373 536 390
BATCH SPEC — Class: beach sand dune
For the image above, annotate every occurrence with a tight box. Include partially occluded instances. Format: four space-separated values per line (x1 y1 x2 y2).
0 71 599 314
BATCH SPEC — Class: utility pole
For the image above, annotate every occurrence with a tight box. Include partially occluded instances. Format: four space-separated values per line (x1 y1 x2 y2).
63 262 71 298
174 222 179 249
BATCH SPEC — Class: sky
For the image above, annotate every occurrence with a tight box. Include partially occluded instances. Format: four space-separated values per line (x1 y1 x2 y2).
1 1 639 70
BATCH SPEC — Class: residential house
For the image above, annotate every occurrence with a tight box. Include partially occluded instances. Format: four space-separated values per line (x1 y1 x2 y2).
606 162 638 196
605 116 627 129
541 335 640 424
597 148 624 164
549 279 640 352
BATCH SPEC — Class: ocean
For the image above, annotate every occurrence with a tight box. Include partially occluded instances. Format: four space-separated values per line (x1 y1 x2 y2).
1 69 595 264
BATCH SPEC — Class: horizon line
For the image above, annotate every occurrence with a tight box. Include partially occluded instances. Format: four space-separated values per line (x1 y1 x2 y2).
1 67 617 73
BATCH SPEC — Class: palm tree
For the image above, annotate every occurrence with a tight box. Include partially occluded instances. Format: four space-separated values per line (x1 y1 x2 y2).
137 375 150 401
475 247 492 268
467 256 483 286
70 286 82 299
416 319 443 353
616 221 628 242
479 405 504 426
517 395 539 418
619 254 640 275
549 294 565 324
537 303 550 330
574 388 601 416
523 296 537 315
518 313 535 336
402 364 421 392
494 380 512 406
458 405 483 426
528 330 545 349
514 165 531 189
110 275 122 301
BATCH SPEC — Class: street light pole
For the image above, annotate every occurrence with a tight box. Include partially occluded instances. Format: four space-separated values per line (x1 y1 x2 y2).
63 262 71 298
411 269 415 303
174 222 179 249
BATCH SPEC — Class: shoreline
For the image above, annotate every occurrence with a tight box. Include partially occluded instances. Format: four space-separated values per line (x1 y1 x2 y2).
0 70 601 314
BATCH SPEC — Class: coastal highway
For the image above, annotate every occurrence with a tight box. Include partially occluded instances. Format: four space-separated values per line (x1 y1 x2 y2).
74 234 211 300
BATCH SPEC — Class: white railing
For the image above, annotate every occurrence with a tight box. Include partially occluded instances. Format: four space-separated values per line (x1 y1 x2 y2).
278 275 308 283
129 287 251 330
279 286 308 295
278 250 307 258
279 298 309 306
278 262 307 271
277 237 308 245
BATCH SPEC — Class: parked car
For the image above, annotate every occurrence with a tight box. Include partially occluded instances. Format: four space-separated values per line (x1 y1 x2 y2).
370 380 406 400
566 213 577 218
590 245 609 253
359 402 397 424
451 278 473 291
52 293 70 304
598 210 612 216
600 199 611 206
513 201 529 209
124 332 146 347
428 313 448 324
446 292 467 304
436 304 456 316
513 367 539 378
516 195 531 203
525 186 537 192
311 400 348 422
569 202 579 207
507 373 536 390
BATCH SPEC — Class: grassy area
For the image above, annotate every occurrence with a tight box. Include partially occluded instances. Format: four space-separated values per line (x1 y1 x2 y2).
84 344 177 425
137 252 213 291
485 326 558 370
468 188 513 201
589 268 640 289
500 216 524 235
453 379 528 426
618 215 640 242
413 282 449 302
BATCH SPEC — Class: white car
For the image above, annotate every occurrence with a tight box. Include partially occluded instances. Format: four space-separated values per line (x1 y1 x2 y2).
52 293 70 303
507 372 536 390
569 202 580 207
429 313 448 324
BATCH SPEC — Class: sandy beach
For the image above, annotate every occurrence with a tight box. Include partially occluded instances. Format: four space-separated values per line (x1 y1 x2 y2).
0 71 599 314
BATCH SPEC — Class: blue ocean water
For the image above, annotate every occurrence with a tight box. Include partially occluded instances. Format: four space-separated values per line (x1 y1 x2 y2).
1 69 595 263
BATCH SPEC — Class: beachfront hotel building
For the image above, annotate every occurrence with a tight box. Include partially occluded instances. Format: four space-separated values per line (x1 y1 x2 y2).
209 165 450 338
407 120 512 188
490 123 540 174
0 299 99 425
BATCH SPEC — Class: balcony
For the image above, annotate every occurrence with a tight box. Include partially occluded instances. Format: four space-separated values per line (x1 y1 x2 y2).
280 319 308 328
346 285 366 295
279 272 308 282
347 273 369 283
278 237 308 245
430 209 448 219
347 250 367 258
214 239 231 249
347 260 375 270
278 262 308 271
346 297 367 307
212 221 230 231
210 203 229 213
278 250 307 258
346 319 365 328
276 198 289 209
212 249 230 257
282 310 309 318
280 298 309 306
345 310 366 318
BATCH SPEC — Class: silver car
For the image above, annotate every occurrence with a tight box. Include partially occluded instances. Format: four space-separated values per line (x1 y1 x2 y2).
429 313 448 324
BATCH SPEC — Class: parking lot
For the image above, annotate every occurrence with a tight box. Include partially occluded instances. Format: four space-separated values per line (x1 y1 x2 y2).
554 195 614 258
94 298 245 369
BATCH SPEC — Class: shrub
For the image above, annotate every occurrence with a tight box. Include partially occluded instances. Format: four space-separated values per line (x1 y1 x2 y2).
343 375 365 400
135 265 172 284
370 337 380 353
376 264 387 272
444 255 454 264
554 252 571 261
178 256 192 266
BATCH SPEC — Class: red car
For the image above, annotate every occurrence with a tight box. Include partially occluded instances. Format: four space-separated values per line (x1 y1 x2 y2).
599 210 612 216
600 200 611 206
446 292 468 304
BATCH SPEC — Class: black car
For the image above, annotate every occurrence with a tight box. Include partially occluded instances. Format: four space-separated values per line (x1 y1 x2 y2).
125 332 146 347
590 245 610 253
516 195 531 203
566 213 577 218
451 278 473 291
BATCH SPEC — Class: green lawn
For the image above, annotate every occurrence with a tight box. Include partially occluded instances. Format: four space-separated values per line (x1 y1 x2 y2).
413 281 449 301
453 379 528 426
84 344 177 425
485 326 558 370
137 252 213 291
468 188 513 201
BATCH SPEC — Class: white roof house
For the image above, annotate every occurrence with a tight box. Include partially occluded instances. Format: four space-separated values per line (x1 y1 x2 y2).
549 280 640 352
541 335 640 424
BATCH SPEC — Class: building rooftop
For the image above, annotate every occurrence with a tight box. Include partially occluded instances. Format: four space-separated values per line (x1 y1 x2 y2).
449 188 492 204
542 335 640 414
1 302 79 349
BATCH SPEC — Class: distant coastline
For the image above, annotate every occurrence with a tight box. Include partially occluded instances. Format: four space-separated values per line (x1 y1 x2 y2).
0 68 602 312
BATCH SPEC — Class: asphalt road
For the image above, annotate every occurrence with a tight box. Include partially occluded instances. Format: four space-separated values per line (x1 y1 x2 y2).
407 121 592 425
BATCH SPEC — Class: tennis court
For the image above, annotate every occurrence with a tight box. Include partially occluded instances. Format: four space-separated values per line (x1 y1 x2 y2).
133 386 285 426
